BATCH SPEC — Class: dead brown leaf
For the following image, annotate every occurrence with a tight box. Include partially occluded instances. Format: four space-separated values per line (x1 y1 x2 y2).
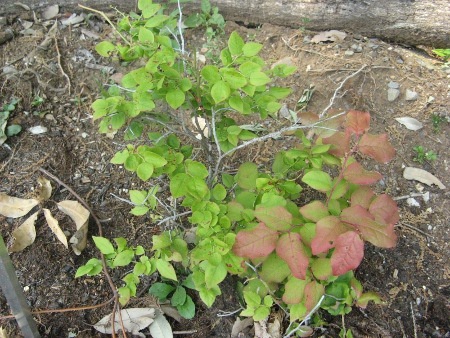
0 193 39 218
37 177 52 201
43 208 68 248
9 211 39 252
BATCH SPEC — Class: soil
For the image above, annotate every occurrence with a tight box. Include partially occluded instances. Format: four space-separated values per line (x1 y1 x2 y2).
0 7 449 338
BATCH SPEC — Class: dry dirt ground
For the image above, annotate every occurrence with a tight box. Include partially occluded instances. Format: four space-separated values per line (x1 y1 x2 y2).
0 7 449 338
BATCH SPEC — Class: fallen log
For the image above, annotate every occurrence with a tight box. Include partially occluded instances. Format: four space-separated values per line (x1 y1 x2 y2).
0 0 448 47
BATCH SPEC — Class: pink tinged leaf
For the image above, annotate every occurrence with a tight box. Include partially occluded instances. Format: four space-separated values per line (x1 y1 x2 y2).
330 231 364 276
350 186 375 209
304 281 325 312
311 216 350 255
345 110 370 135
233 223 278 259
254 205 292 231
358 133 396 163
276 233 310 280
369 194 399 225
322 131 351 158
299 201 329 222
343 162 382 185
340 206 397 248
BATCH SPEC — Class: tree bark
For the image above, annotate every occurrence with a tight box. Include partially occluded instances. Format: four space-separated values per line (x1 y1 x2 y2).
0 0 448 47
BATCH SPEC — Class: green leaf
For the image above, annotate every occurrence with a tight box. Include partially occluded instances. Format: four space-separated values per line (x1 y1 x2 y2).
204 262 227 288
236 162 258 190
239 61 262 77
249 72 271 86
228 31 245 55
113 249 135 267
201 65 221 84
6 125 21 136
144 14 169 27
199 286 221 307
221 69 247 89
131 205 149 216
149 282 175 301
138 0 161 18
140 150 167 167
166 88 185 109
244 291 261 308
212 184 227 201
177 295 195 319
92 236 115 255
118 286 131 305
136 163 154 181
222 173 234 188
138 27 155 43
170 173 190 197
302 170 333 192
211 81 230 103
171 286 187 306
156 259 178 281
201 0 211 14
242 42 263 57
124 154 141 171
253 306 270 321
95 41 115 57
220 48 232 66
185 160 209 178
254 205 292 231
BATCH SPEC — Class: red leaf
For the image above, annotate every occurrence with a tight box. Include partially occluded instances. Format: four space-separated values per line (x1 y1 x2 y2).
331 231 364 275
358 133 396 163
343 162 382 185
233 223 278 259
369 194 399 225
322 131 351 158
345 110 370 135
254 205 292 231
340 206 397 248
304 281 325 311
311 216 350 255
299 201 329 222
276 233 310 279
298 112 319 125
350 186 375 209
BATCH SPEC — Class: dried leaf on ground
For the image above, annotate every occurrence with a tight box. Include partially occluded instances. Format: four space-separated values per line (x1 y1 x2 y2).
231 317 254 338
160 304 182 322
93 308 156 337
58 200 89 254
254 320 272 338
43 208 68 248
0 193 39 218
403 167 446 189
149 313 173 338
9 211 39 252
37 177 52 201
395 117 423 131
57 200 89 228
311 30 347 43
0 326 9 338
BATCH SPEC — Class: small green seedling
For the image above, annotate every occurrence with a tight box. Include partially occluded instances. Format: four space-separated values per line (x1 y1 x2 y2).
413 146 437 164
432 48 450 61
184 0 225 40
149 281 196 319
0 98 22 145
31 95 45 107
431 113 447 133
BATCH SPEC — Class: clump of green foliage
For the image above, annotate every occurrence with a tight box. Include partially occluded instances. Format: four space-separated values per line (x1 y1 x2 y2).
77 0 399 335
433 48 450 61
413 145 437 164
0 98 21 145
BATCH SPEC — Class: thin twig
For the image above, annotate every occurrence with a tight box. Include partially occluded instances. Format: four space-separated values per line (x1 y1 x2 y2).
393 193 428 201
78 5 131 46
53 24 71 95
283 295 325 337
38 167 124 338
157 211 192 226
410 302 418 338
397 222 433 239
173 330 198 335
320 64 367 118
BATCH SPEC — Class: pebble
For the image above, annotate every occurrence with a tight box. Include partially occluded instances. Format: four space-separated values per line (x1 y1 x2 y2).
388 81 400 89
388 88 400 102
81 132 88 138
351 44 363 53
405 89 418 101
344 50 354 56
396 58 404 64
303 36 311 44
367 42 379 50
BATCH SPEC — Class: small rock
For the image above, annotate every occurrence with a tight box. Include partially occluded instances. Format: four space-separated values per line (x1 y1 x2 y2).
388 81 400 89
81 176 91 184
407 198 420 207
81 132 88 138
388 88 400 102
367 42 379 50
396 58 404 64
29 126 48 134
271 56 296 69
405 89 418 101
41 5 59 20
344 50 354 56
351 44 363 52
303 36 311 44
44 114 55 121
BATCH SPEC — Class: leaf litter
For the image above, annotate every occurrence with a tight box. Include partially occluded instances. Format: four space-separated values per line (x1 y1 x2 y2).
0 178 90 254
